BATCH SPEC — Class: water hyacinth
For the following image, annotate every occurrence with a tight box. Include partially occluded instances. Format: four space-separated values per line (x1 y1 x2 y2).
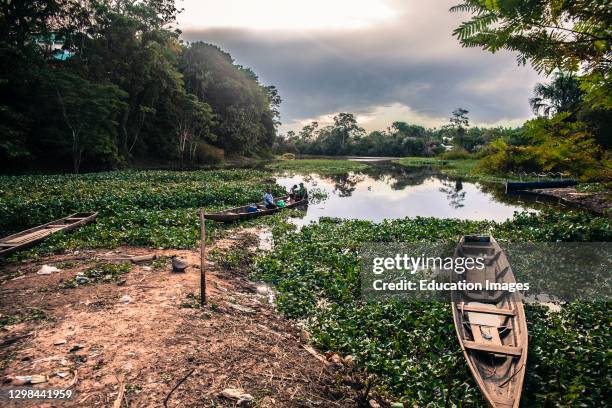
254 214 611 406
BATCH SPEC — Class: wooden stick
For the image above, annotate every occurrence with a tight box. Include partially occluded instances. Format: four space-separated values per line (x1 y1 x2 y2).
113 375 125 408
163 368 195 408
199 208 206 306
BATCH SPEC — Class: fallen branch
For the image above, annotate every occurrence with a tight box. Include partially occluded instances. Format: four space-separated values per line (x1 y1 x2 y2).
69 370 78 387
113 375 125 408
100 254 157 263
302 345 330 366
163 368 195 408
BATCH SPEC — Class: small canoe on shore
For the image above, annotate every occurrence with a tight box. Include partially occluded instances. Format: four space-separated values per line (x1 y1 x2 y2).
451 235 528 408
0 212 98 257
505 179 576 192
205 196 307 222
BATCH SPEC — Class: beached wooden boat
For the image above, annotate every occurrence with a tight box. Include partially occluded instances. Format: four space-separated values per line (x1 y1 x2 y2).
505 179 576 192
205 196 307 222
0 212 98 257
451 236 528 408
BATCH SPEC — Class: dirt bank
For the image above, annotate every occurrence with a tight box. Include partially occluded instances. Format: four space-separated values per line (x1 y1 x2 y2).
528 187 611 214
0 230 363 407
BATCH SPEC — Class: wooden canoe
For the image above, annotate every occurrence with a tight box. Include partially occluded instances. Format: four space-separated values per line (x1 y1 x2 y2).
205 196 307 222
0 212 98 257
505 179 576 192
451 236 528 408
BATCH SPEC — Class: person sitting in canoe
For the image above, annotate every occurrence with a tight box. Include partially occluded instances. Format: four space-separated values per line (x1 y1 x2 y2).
263 188 277 209
289 184 299 201
296 182 308 200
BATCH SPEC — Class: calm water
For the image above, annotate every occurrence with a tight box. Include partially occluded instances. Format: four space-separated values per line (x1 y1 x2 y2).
275 162 553 225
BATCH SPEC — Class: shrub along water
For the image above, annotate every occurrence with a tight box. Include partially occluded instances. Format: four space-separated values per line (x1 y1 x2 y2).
254 212 611 406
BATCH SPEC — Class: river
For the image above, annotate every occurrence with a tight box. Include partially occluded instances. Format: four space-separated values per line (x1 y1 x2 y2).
273 160 562 225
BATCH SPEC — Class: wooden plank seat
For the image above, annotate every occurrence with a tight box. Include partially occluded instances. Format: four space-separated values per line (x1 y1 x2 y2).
457 304 516 316
463 341 523 357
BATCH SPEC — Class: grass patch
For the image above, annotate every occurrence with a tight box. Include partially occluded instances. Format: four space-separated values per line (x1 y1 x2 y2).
209 246 254 271
393 157 548 183
61 262 131 288
576 182 612 193
179 292 202 309
267 159 369 175
0 308 49 329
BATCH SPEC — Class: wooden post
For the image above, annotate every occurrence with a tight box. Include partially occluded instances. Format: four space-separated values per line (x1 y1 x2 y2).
199 208 206 305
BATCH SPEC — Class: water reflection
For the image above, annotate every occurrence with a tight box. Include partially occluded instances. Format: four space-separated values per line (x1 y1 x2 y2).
439 179 466 209
274 162 554 225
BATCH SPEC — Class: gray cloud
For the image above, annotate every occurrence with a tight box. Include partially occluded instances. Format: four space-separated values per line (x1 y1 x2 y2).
180 1 542 130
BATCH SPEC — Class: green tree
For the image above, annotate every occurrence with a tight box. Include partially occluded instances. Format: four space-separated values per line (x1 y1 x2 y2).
450 0 611 108
43 70 127 173
180 42 277 156
173 92 214 166
333 112 364 152
449 108 469 148
529 72 584 118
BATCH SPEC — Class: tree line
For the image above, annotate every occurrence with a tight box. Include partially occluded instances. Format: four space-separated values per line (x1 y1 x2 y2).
0 0 280 173
273 110 519 158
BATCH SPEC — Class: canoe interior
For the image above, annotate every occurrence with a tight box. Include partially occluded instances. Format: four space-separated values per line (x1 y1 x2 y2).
451 236 528 408
205 196 307 222
0 212 98 256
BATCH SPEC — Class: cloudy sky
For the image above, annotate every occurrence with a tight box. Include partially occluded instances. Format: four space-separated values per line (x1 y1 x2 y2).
178 0 542 133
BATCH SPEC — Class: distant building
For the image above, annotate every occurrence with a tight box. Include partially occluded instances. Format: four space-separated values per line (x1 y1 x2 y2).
34 33 75 61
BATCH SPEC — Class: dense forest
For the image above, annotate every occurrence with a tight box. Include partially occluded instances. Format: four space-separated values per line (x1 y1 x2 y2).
1 0 609 180
0 0 280 172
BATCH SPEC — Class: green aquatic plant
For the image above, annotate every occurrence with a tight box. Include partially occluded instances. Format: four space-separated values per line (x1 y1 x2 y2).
254 211 611 406
0 169 289 259
267 159 369 175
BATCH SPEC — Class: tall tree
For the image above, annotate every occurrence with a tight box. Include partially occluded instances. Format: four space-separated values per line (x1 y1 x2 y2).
43 70 127 173
529 72 584 118
180 42 278 155
173 92 214 167
333 113 363 151
449 108 469 148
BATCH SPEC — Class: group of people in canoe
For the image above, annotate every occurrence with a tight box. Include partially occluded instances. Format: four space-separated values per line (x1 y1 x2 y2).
263 183 307 209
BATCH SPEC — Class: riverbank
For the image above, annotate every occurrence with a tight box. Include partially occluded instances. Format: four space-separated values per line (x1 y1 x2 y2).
267 158 370 175
0 229 362 407
526 187 611 215
393 156 611 213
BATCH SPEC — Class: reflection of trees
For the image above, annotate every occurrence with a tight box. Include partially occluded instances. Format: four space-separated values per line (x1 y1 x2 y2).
477 182 564 210
323 173 364 197
362 163 439 190
439 179 467 209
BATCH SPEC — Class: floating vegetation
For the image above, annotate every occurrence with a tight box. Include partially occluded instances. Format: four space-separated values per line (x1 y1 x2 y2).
0 169 288 260
254 211 611 406
0 308 49 330
267 159 369 175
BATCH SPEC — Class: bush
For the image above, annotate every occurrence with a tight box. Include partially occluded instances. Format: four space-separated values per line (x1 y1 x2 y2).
438 148 472 160
477 114 610 180
195 142 224 164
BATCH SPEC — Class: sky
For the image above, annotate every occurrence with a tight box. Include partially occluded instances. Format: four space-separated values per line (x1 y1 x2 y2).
177 0 543 133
